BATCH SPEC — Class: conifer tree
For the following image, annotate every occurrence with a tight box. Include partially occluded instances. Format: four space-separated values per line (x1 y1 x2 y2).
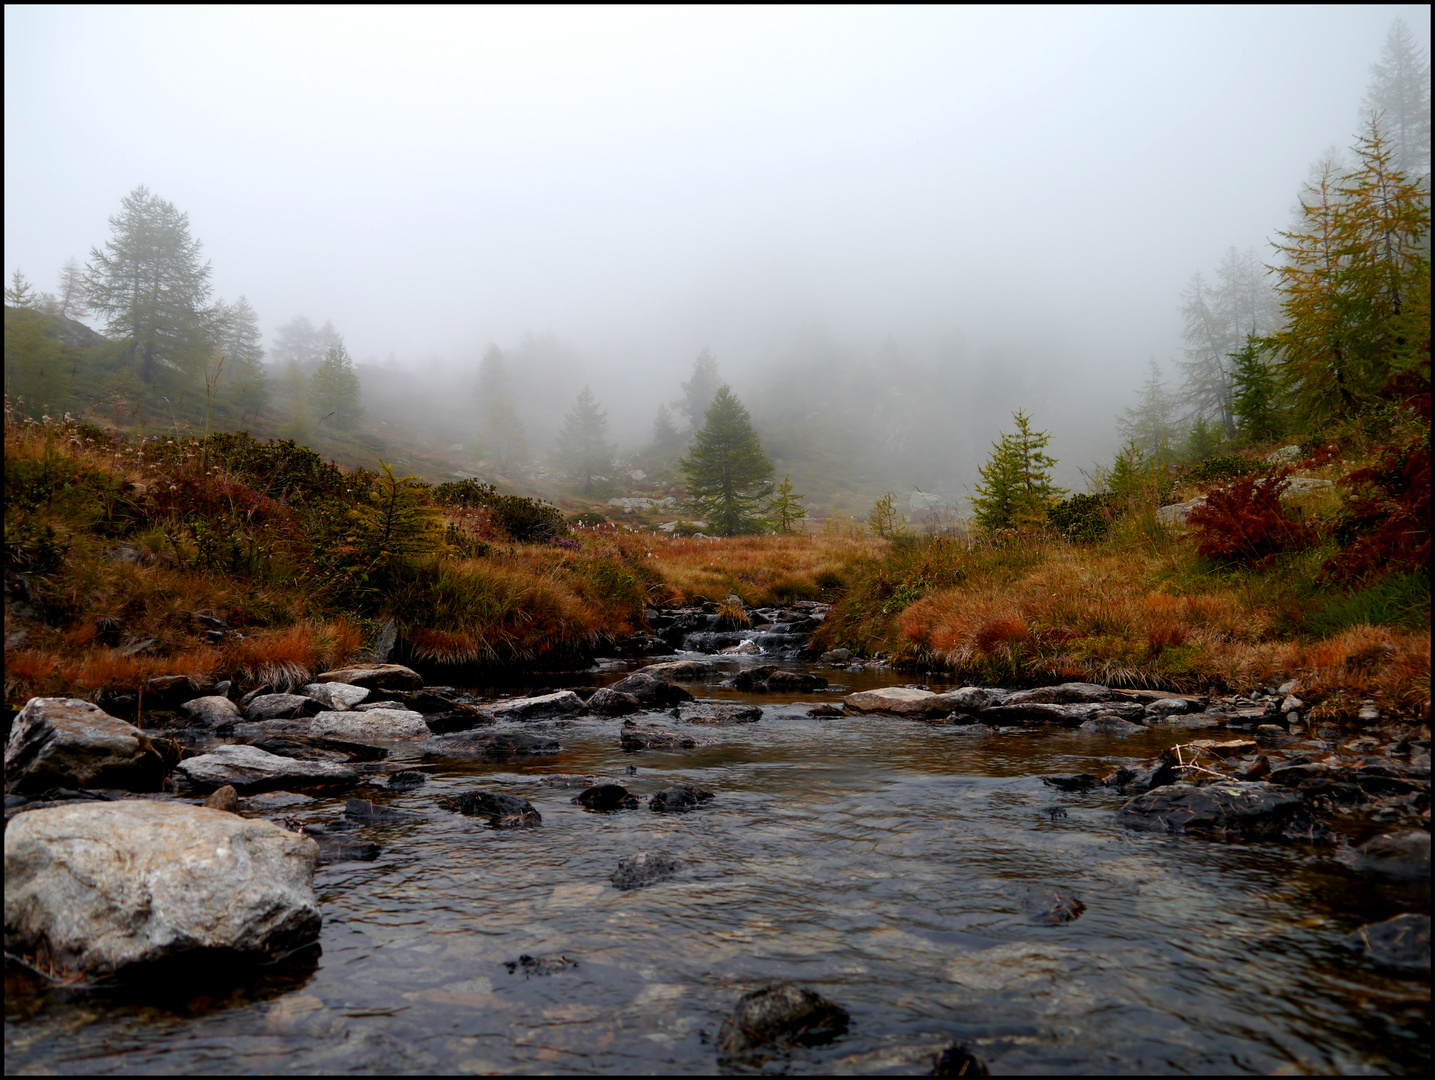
1116 359 1177 464
678 348 720 432
868 491 900 538
474 344 528 475
5 269 35 308
768 474 807 533
84 185 218 381
218 295 268 418
554 385 615 493
1229 336 1283 442
680 385 775 535
1362 18 1431 181
56 258 87 320
969 410 1066 531
309 341 364 430
651 402 680 447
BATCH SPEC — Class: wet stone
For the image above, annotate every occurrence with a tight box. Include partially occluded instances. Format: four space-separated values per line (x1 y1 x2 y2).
1041 773 1101 792
1344 913 1430 976
420 731 561 760
716 981 850 1057
648 784 714 812
503 953 579 977
932 1042 990 1076
341 798 420 825
1016 884 1086 925
672 701 762 724
303 826 380 864
1116 781 1306 838
575 783 640 811
540 774 602 788
1346 829 1430 881
620 724 698 751
612 851 683 890
439 790 541 827
386 770 428 791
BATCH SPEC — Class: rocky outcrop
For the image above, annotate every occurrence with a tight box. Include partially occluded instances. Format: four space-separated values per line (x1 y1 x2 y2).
605 671 694 707
620 723 698 751
730 665 828 693
176 744 359 793
5 698 164 795
179 695 244 727
1004 682 1112 705
315 664 424 692
4 801 321 979
244 694 324 722
716 982 850 1057
845 686 969 717
585 687 643 716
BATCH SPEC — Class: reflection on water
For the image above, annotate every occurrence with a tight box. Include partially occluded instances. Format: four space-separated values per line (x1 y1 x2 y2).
4 659 1429 1074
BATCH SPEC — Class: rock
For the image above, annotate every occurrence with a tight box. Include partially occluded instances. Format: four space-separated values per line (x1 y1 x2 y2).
302 827 380 864
612 851 684 890
315 664 424 691
585 687 643 716
808 704 844 717
203 785 240 813
1102 759 1176 795
980 701 1146 726
417 705 492 734
1346 830 1430 881
932 1042 990 1076
1016 884 1086 925
179 695 244 727
1157 497 1205 525
5 698 164 795
4 801 320 979
636 659 715 680
503 953 579 976
946 686 1003 711
244 694 324 722
351 700 405 711
340 798 419 825
716 982 850 1056
1144 698 1192 718
620 725 698 751
297 682 370 710
1004 682 1112 705
1281 694 1305 714
730 666 829 693
439 790 541 827
1116 781 1305 837
145 674 214 705
1185 738 1258 758
419 731 561 760
820 649 852 664
176 745 359 793
310 708 430 740
672 702 763 724
386 770 427 791
1078 716 1146 736
1344 913 1430 976
1112 690 1210 710
485 690 585 721
540 774 602 788
1266 444 1304 464
844 687 965 717
1041 773 1101 792
388 689 464 714
575 784 640 811
246 791 313 811
605 672 694 707
648 784 714 811
246 733 387 764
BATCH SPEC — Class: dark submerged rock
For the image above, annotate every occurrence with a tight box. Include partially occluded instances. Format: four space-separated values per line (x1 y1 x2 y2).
503 953 579 976
620 724 698 751
244 694 324 721
439 790 541 827
1344 913 1430 976
575 783 640 811
611 851 683 890
301 825 381 863
341 798 419 824
672 701 763 724
420 731 560 760
540 773 602 788
931 1042 990 1076
1346 829 1430 881
1016 884 1086 925
386 770 428 791
605 671 694 707
715 981 850 1057
1041 773 1101 792
729 666 829 693
1116 781 1306 837
648 784 714 811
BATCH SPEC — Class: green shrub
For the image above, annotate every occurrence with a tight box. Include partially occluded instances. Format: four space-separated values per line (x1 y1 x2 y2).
1186 454 1262 486
1048 492 1113 543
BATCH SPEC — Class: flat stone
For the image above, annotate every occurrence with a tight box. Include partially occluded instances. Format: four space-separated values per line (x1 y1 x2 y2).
1116 781 1305 837
244 694 323 722
315 664 423 691
1004 682 1112 705
420 731 561 760
1347 830 1430 881
648 784 713 811
485 690 584 721
177 744 358 793
1345 913 1430 976
310 708 430 740
844 687 963 717
637 660 715 680
672 702 762 724
1078 716 1146 736
298 682 370 710
4 801 320 979
439 790 540 827
611 851 683 890
605 672 694 707
179 696 243 727
5 698 164 795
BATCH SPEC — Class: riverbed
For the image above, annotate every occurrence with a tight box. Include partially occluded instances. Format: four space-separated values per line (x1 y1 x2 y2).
4 657 1429 1074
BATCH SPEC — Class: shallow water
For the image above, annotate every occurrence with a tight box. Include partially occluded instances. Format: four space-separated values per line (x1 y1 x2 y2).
5 659 1430 1074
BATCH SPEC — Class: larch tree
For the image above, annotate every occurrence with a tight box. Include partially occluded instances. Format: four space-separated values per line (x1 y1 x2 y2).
768 474 807 533
680 385 775 535
555 385 615 493
5 270 35 307
56 258 87 320
308 340 364 430
1115 359 1177 464
218 295 268 419
270 314 326 370
969 410 1066 531
84 185 218 382
1362 18 1431 182
474 344 529 475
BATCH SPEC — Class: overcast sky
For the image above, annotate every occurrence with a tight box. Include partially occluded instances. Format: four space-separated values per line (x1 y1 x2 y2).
5 5 1427 402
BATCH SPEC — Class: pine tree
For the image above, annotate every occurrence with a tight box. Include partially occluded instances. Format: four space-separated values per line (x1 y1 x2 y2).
969 410 1066 531
56 258 87 320
768 474 807 534
1229 335 1283 442
309 341 364 430
678 348 720 432
270 314 326 370
1181 415 1225 463
474 344 528 475
84 185 218 381
554 385 615 493
1362 18 1431 181
1116 359 1177 464
217 295 268 419
651 402 680 447
680 385 775 535
5 270 35 307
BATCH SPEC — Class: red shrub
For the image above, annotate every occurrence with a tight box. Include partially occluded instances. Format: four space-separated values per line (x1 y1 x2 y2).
1186 469 1318 567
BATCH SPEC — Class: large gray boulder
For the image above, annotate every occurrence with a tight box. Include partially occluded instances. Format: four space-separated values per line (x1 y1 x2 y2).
315 664 423 691
485 690 584 721
244 694 323 721
176 744 358 793
605 671 694 707
298 682 370 710
844 687 966 717
179 695 243 727
4 801 321 979
1346 830 1430 882
1003 682 1112 705
309 708 429 740
5 698 164 795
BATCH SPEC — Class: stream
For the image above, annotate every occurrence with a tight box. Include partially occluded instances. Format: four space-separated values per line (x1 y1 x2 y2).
4 656 1430 1074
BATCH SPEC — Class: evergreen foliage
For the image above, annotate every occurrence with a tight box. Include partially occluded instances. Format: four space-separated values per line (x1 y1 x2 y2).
218 295 268 419
1362 18 1431 180
56 258 87 321
679 385 775 535
651 402 681 447
6 270 36 308
1229 335 1284 441
84 185 219 382
969 410 1066 531
768 473 808 534
1048 492 1113 543
678 348 720 432
474 344 528 475
1116 359 1177 463
554 385 615 493
308 341 364 430
868 491 900 538
1181 415 1226 463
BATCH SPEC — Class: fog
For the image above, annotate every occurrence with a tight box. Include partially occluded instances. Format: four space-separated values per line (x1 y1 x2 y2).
4 6 1428 503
